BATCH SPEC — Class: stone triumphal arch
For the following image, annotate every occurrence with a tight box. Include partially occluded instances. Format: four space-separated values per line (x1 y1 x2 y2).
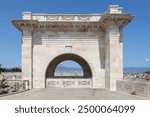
12 5 133 91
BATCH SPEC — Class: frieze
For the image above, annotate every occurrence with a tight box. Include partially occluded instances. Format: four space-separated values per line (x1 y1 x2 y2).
44 16 59 21
78 16 90 21
33 15 101 22
63 81 75 86
78 81 91 85
62 16 75 21
46 79 92 88
47 81 59 86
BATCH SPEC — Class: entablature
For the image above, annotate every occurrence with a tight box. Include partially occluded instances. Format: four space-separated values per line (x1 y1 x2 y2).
12 13 133 32
12 5 133 32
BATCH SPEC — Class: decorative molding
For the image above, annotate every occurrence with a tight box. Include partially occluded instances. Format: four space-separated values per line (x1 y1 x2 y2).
12 20 104 32
100 14 133 27
44 16 59 21
78 16 90 21
34 15 100 22
12 14 133 32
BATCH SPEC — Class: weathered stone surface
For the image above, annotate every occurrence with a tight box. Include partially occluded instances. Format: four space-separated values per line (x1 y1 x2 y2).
46 79 92 88
12 5 133 91
0 79 29 94
0 72 22 80
117 80 150 98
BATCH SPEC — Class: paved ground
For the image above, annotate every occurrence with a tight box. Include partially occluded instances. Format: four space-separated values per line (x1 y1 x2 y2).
0 89 149 100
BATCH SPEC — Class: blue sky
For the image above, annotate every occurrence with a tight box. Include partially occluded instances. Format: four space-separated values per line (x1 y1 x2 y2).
0 0 150 68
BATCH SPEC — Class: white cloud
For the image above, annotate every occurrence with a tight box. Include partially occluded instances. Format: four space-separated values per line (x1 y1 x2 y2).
145 58 150 62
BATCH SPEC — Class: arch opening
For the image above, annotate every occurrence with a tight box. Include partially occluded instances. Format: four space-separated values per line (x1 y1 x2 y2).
54 60 84 78
46 54 92 79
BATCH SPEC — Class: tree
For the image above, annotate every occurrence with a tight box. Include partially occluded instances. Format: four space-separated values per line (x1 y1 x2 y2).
0 64 2 74
145 71 150 74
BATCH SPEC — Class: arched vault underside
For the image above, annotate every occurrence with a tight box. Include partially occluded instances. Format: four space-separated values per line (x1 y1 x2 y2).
46 53 92 79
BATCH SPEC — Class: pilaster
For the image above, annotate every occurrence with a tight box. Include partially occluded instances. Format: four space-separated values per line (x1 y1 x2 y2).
105 25 123 91
22 30 33 89
104 5 124 91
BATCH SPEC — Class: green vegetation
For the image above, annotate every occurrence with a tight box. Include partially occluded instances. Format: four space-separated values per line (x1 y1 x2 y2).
0 78 9 94
0 66 21 72
145 71 150 74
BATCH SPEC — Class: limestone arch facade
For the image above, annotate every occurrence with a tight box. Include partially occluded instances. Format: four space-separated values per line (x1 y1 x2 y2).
12 5 133 90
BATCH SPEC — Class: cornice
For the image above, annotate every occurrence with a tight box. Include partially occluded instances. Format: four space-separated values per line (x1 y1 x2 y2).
12 14 133 32
12 20 104 32
100 14 134 28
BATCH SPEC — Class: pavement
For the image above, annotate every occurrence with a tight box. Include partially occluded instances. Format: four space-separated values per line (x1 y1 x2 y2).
0 88 149 100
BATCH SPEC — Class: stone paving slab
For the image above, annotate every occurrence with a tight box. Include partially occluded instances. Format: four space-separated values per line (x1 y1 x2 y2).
0 89 149 100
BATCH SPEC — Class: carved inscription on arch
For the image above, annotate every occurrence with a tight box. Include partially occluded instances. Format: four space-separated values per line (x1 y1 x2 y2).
43 15 91 21
46 79 92 88
63 81 75 87
78 81 91 86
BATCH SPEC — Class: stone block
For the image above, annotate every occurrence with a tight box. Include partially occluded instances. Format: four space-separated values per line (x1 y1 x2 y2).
117 80 150 98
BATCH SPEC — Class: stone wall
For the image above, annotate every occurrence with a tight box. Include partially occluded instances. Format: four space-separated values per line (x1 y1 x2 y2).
0 79 29 94
0 72 22 80
116 80 150 98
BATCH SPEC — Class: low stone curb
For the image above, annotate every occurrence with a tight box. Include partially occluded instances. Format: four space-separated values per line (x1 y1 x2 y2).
0 89 29 97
